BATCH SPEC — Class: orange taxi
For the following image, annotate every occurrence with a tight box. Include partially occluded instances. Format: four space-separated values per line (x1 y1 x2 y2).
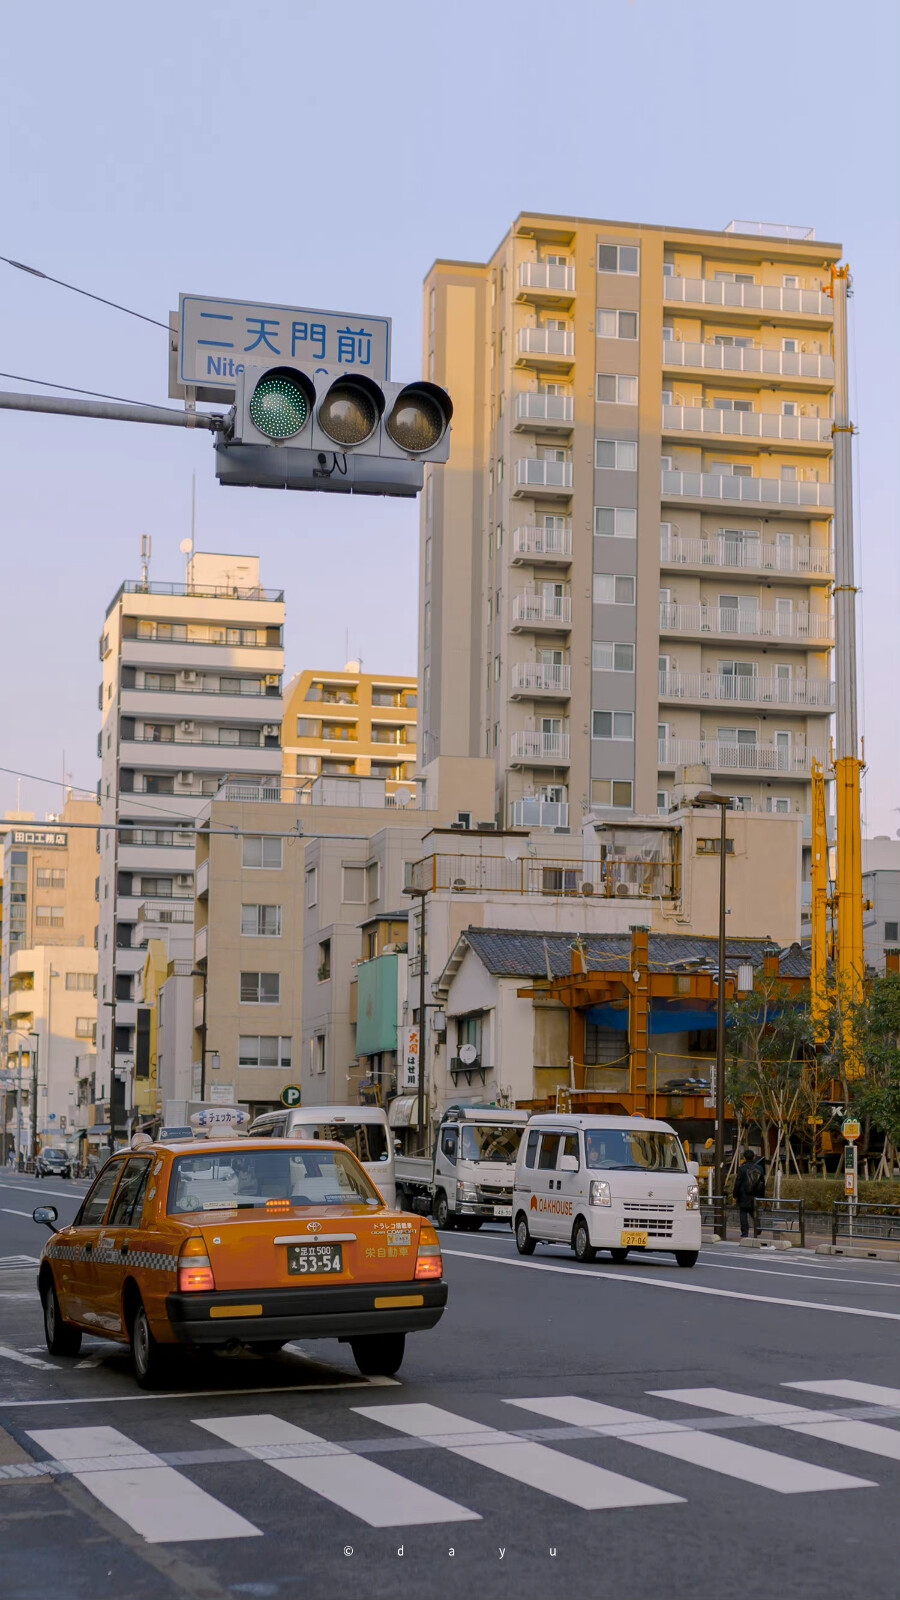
32 1126 446 1388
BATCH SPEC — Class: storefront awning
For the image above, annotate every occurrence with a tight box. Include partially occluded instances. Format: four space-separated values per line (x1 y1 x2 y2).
85 1125 111 1139
388 1095 418 1128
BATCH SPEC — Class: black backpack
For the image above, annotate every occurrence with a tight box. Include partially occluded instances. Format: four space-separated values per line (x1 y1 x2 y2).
746 1162 766 1199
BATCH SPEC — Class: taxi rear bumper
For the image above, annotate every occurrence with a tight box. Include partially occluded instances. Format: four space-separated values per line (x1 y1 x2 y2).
164 1279 448 1345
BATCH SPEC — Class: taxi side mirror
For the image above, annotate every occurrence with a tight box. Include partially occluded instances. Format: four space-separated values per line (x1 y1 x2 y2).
559 1154 579 1173
33 1206 59 1233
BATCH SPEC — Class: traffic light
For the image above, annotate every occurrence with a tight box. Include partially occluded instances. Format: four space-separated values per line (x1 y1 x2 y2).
215 364 452 496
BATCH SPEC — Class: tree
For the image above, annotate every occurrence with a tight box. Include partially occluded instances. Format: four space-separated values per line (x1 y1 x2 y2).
726 979 817 1178
854 972 900 1178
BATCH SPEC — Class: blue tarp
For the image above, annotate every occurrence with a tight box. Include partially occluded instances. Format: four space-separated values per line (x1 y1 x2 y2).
585 1000 717 1036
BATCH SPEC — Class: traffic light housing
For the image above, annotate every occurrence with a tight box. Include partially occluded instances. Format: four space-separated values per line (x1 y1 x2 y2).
216 365 452 495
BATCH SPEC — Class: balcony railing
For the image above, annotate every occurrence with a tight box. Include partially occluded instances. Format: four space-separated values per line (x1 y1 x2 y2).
662 471 833 510
659 602 832 642
724 221 815 240
515 393 574 425
509 799 570 828
662 341 834 380
664 277 831 317
136 901 194 924
659 738 826 775
517 328 575 358
216 776 425 808
660 531 833 576
510 731 571 763
110 580 284 605
661 403 830 445
511 662 572 694
515 459 573 490
513 524 573 559
405 854 678 899
659 671 835 709
512 591 573 628
518 263 576 294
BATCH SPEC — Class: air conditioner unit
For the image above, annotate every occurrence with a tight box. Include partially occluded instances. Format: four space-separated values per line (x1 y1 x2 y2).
177 771 195 785
179 671 198 684
175 874 193 888
264 675 280 687
263 724 279 737
615 882 631 897
580 882 595 896
180 721 195 734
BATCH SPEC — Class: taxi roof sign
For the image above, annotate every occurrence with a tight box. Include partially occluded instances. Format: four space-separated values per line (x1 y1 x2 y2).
189 1106 250 1138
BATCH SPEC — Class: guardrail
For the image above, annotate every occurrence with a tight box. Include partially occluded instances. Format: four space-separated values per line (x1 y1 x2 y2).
756 1197 805 1247
832 1201 900 1244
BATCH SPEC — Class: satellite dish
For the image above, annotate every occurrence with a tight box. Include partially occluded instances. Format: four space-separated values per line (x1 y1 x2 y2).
580 882 594 897
459 1043 478 1066
180 538 193 555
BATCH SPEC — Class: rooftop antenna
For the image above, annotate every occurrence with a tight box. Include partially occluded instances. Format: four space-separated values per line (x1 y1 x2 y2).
140 533 151 590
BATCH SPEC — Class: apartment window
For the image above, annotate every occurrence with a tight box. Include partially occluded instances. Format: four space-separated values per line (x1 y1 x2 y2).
697 837 735 856
496 523 503 548
423 602 431 648
781 465 798 482
766 797 790 814
885 922 899 943
594 506 636 538
597 244 639 274
296 755 320 775
493 722 499 749
595 439 637 471
592 711 634 740
718 727 757 746
334 866 364 907
424 536 432 584
241 904 282 937
713 398 753 412
592 779 633 808
75 1018 96 1039
782 402 798 417
240 972 280 1004
714 272 754 285
596 374 638 404
36 868 66 888
366 861 381 904
714 335 754 349
729 796 753 812
144 775 175 795
782 338 799 354
242 835 283 869
597 309 638 340
296 717 321 737
593 574 635 605
592 642 635 672
783 275 799 289
239 1036 292 1069
321 721 356 742
494 655 501 681
144 671 176 691
303 867 318 910
314 1034 326 1074
662 321 675 342
321 759 355 776
317 940 331 981
140 878 173 898
66 972 95 991
657 790 669 814
497 456 504 483
35 906 64 926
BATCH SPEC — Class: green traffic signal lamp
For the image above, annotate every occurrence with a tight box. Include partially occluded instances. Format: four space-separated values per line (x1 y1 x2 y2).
249 367 315 440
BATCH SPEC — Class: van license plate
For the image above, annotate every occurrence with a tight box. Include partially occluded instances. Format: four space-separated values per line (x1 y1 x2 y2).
620 1230 648 1248
493 1205 512 1217
288 1244 343 1275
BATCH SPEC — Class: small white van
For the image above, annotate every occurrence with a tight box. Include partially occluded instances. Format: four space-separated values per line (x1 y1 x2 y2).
513 1113 700 1268
247 1105 397 1207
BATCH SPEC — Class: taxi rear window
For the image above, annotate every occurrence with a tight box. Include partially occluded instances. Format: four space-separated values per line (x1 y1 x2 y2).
167 1148 382 1215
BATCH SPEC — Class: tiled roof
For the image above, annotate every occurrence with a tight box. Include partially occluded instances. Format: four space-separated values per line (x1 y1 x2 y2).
459 927 811 980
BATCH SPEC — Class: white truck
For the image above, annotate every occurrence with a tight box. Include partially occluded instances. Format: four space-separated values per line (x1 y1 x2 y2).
395 1105 530 1230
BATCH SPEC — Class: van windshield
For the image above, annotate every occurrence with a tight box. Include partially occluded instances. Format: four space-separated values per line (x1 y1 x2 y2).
168 1148 382 1214
584 1130 686 1173
293 1122 389 1164
459 1125 522 1164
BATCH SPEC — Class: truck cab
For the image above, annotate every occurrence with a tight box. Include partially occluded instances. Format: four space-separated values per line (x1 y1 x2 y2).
430 1106 529 1231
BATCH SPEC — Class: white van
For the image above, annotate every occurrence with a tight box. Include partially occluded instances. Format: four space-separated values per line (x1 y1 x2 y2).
247 1104 397 1207
513 1113 701 1268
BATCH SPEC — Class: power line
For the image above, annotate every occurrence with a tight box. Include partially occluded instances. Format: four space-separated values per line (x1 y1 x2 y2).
1 255 170 331
0 371 189 413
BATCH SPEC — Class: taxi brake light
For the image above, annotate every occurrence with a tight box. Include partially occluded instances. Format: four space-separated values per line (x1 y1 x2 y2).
266 1197 292 1212
178 1237 216 1293
415 1223 442 1280
415 1254 442 1280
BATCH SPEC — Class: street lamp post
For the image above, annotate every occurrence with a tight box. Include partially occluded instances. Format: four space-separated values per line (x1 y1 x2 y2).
412 890 427 1152
692 791 731 1237
28 1030 39 1166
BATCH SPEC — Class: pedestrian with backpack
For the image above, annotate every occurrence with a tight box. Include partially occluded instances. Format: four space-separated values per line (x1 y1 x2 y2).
733 1149 765 1236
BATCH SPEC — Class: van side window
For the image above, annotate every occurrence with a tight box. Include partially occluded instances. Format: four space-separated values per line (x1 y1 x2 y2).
560 1133 580 1169
440 1128 458 1166
524 1129 540 1168
538 1133 561 1170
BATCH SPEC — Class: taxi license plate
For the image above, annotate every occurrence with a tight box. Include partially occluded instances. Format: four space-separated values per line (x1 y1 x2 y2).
493 1205 512 1217
620 1230 648 1248
287 1244 343 1275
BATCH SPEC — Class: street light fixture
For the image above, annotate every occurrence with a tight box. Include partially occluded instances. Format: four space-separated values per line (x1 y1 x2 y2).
691 791 732 1236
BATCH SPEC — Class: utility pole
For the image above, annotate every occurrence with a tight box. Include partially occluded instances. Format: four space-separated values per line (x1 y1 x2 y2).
828 265 864 1074
810 759 830 1043
414 892 427 1152
693 792 731 1235
29 1032 39 1164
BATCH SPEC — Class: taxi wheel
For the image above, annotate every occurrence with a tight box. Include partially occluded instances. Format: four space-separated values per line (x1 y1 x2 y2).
515 1213 536 1255
350 1333 405 1377
42 1277 82 1357
572 1219 596 1264
130 1302 173 1390
433 1192 454 1231
609 1247 630 1264
675 1250 699 1269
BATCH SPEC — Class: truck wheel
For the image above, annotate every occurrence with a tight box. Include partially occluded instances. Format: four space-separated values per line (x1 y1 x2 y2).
572 1219 596 1263
433 1192 454 1231
675 1250 699 1269
350 1333 405 1377
42 1275 82 1357
609 1247 630 1264
515 1213 536 1255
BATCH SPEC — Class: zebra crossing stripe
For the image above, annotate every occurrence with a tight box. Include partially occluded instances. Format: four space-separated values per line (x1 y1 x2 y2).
25 1425 261 1543
785 1379 900 1408
654 1386 900 1463
353 1402 683 1511
504 1396 874 1494
195 1414 478 1528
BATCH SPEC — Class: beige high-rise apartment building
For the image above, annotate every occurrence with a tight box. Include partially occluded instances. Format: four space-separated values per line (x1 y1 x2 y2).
282 665 417 799
420 212 840 835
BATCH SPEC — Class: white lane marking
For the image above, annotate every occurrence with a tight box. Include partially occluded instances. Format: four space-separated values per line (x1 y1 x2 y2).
353 1402 682 1511
443 1248 900 1322
0 1183 86 1202
652 1386 900 1464
1 1209 36 1219
505 1396 873 1495
695 1260 900 1289
786 1380 900 1407
25 1425 260 1543
0 1345 55 1370
197 1413 478 1528
0 1378 392 1409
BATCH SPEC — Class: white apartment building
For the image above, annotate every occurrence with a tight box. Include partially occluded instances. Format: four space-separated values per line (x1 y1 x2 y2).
97 552 285 1125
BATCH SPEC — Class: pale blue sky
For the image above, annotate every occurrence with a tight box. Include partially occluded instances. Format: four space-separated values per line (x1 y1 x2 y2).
2 0 898 829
